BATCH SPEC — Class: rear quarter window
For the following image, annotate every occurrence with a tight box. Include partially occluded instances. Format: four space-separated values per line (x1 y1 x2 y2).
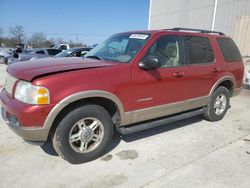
217 38 242 62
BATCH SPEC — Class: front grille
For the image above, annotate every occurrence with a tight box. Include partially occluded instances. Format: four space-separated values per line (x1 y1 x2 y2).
5 73 18 95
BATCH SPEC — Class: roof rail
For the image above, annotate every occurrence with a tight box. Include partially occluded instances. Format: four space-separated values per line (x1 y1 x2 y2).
166 27 225 35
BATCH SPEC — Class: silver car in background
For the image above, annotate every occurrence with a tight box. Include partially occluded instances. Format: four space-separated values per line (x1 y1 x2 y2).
54 47 92 58
8 48 61 64
0 48 13 64
19 48 62 61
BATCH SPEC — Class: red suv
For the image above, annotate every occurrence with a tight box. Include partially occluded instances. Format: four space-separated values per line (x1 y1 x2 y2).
0 28 244 163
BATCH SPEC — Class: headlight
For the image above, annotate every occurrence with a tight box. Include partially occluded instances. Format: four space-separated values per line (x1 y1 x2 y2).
14 81 50 105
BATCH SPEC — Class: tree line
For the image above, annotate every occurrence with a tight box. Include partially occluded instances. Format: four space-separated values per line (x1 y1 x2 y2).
0 25 86 48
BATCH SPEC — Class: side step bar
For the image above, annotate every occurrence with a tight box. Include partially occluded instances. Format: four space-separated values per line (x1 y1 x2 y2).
117 108 206 135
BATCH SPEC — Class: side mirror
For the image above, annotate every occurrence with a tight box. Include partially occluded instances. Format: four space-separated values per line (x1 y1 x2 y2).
139 56 161 70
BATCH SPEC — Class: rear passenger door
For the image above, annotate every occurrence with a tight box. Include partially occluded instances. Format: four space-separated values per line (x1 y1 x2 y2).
183 35 218 98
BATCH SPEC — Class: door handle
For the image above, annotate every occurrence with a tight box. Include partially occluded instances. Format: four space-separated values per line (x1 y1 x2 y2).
211 68 219 73
172 72 184 78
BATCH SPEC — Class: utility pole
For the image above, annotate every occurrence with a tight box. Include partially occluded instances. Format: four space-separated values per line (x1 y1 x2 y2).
211 0 218 31
148 0 152 29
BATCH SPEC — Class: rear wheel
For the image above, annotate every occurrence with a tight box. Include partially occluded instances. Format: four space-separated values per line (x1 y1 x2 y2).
203 86 230 121
52 105 113 164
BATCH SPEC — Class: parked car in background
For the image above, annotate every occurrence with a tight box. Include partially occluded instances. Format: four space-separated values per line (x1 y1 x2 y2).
0 48 13 64
53 44 70 51
54 47 92 58
244 58 250 88
24 48 62 61
7 48 62 64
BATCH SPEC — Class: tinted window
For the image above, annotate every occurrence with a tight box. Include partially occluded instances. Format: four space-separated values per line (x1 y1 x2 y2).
58 45 67 51
217 38 242 62
73 51 81 57
72 50 88 57
145 35 181 67
185 36 214 64
47 49 61 55
36 50 45 54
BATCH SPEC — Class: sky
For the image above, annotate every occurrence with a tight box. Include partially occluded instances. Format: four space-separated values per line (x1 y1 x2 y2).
0 0 150 45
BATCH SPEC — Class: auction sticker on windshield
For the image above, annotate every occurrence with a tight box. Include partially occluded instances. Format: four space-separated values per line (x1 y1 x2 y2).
129 34 149 40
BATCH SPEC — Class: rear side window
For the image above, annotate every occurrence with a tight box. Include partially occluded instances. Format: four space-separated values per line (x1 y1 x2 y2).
36 50 45 54
47 49 61 55
185 36 214 64
217 38 242 62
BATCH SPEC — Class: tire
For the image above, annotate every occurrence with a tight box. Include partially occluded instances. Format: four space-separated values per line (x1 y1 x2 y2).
52 105 114 164
0 56 6 64
203 86 230 121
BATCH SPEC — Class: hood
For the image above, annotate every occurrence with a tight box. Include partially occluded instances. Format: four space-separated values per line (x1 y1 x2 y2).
7 57 115 81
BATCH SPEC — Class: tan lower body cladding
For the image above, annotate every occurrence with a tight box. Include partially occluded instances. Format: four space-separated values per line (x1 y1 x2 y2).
122 96 209 125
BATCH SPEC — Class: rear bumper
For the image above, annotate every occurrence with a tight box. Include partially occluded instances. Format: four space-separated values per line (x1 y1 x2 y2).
0 89 53 141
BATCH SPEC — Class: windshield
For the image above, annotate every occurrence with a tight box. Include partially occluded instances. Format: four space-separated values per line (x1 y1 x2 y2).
85 33 150 63
54 48 75 58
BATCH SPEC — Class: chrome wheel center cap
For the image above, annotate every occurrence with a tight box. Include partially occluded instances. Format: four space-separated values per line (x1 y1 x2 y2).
81 128 94 142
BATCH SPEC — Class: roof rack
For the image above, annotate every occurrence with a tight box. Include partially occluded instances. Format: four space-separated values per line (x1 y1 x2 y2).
166 27 225 35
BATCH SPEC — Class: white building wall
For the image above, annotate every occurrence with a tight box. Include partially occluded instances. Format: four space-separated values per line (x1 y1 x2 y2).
149 0 250 56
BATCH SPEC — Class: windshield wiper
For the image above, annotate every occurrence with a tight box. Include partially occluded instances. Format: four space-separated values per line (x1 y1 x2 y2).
85 55 103 60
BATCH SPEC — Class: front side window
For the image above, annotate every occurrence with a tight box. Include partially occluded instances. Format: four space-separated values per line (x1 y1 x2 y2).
185 36 214 64
144 35 181 67
85 33 150 63
73 50 89 57
73 51 82 57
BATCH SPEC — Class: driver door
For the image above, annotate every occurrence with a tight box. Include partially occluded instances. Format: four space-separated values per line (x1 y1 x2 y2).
130 34 192 123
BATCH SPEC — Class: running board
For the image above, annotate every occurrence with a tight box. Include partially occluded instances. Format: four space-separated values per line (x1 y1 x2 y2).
117 108 206 135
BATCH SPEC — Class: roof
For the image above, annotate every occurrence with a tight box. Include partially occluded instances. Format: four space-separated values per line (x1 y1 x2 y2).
117 27 227 38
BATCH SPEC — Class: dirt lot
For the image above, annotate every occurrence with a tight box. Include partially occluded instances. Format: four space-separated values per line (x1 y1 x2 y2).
0 64 250 188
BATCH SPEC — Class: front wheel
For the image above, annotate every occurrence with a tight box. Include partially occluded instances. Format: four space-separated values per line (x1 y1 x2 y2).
52 105 114 164
0 56 6 64
203 86 230 121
